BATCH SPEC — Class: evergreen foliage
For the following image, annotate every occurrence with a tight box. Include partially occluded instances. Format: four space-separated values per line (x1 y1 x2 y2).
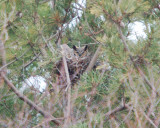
0 0 160 127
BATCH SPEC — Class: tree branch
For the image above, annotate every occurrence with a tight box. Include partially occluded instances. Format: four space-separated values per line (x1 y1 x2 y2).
0 49 30 72
23 52 41 68
86 45 102 72
140 107 158 128
62 53 71 127
0 73 61 126
0 40 7 86
105 104 130 118
103 9 159 95
116 24 159 96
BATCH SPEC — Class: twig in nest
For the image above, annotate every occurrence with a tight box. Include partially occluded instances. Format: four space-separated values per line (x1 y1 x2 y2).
85 45 102 72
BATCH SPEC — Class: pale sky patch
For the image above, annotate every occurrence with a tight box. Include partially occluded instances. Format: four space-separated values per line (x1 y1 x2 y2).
68 0 86 28
128 21 147 41
25 76 46 92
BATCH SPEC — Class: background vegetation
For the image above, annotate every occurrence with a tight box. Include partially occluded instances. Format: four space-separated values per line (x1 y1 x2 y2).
0 0 160 127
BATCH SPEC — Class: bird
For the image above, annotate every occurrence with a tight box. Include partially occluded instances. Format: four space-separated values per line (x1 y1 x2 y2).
55 44 91 87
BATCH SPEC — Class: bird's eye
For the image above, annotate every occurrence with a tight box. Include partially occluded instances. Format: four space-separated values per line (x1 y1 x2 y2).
74 52 78 56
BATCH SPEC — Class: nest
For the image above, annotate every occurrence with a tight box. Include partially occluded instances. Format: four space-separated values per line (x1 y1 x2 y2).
55 55 91 87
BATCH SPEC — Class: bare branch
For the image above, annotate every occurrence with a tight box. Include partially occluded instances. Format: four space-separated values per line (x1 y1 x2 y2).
116 21 159 96
86 45 102 72
62 53 71 127
103 7 159 95
155 115 160 126
0 39 7 86
23 52 41 68
140 107 158 128
0 73 61 126
105 104 131 118
0 49 30 72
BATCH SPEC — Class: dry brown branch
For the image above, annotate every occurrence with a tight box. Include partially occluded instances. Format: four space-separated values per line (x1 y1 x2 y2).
134 91 143 128
0 49 30 72
0 40 7 87
146 65 156 122
0 5 15 87
83 13 104 73
23 52 41 68
63 56 71 92
107 97 113 128
84 29 104 36
116 22 159 96
0 73 61 126
137 66 158 95
0 40 7 72
86 45 102 72
140 107 158 128
155 115 160 126
105 104 131 118
62 54 71 127
102 7 159 96
18 105 32 127
120 106 133 126
32 118 55 128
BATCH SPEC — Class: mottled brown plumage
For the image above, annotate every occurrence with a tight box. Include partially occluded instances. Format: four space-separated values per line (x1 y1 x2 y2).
55 44 91 88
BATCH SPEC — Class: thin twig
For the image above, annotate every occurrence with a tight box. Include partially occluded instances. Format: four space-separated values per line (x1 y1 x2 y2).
0 49 30 71
140 107 158 128
105 104 130 118
1 73 61 126
23 52 41 68
116 22 159 96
